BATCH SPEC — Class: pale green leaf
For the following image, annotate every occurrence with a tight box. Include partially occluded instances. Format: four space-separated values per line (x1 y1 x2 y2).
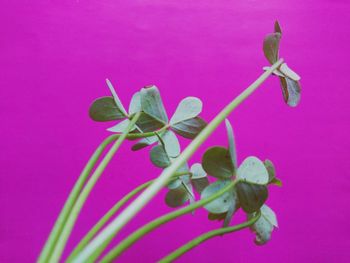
202 147 235 179
169 97 203 125
237 156 269 185
150 145 171 168
201 180 235 214
140 86 168 123
261 204 278 227
128 91 141 115
279 63 301 81
161 130 180 158
167 178 182 189
106 79 128 116
190 163 209 193
249 212 273 245
165 185 189 208
225 119 237 168
89 97 126 122
223 202 236 227
171 117 206 139
107 119 136 133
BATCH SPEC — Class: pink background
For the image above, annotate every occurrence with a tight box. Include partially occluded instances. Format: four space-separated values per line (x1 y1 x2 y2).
1 1 349 262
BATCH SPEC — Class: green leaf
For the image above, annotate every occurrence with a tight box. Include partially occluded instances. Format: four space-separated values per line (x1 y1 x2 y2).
223 202 236 227
202 147 235 179
264 159 276 183
279 76 301 107
201 180 235 214
135 112 165 132
249 205 277 245
131 135 158 151
107 119 136 133
270 177 282 187
128 91 141 115
236 182 268 213
190 163 209 193
263 32 281 64
89 97 126 122
279 63 301 81
150 145 171 168
237 156 269 185
165 185 189 208
169 97 203 125
171 117 207 139
274 20 282 34
161 130 180 158
106 79 128 116
140 86 168 123
225 119 237 168
208 212 227 221
167 178 182 190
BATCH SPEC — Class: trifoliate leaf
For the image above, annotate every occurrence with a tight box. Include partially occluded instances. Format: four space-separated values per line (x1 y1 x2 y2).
225 119 237 168
201 180 235 214
140 86 168 123
128 91 141 115
263 32 281 64
107 119 136 133
237 157 269 185
279 63 301 81
171 117 206 139
135 112 165 132
274 20 282 34
202 147 235 179
261 204 278 227
106 79 128 116
89 97 126 122
165 185 189 208
161 130 181 158
169 97 203 125
150 145 171 168
236 182 268 213
279 76 301 107
190 163 209 193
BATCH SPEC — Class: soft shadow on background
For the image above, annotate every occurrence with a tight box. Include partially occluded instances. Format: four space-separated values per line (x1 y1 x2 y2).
1 0 349 262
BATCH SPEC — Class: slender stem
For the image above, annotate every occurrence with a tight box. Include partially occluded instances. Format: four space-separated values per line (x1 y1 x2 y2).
37 135 117 263
48 112 141 263
66 181 152 262
159 212 261 263
99 180 238 262
74 59 284 263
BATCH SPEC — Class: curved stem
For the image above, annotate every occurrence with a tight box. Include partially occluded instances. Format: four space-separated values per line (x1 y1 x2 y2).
48 112 141 263
37 135 117 263
99 180 238 262
159 212 261 263
74 59 284 263
66 181 152 262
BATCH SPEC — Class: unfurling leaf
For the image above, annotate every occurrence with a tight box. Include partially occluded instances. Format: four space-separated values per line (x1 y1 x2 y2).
150 145 171 168
225 119 238 168
89 97 126 122
107 119 136 133
279 76 301 107
140 86 168 123
237 157 269 185
128 91 141 115
249 204 278 245
106 79 128 116
165 185 189 208
274 20 282 34
170 97 203 125
202 147 235 179
171 117 206 139
190 163 209 193
263 33 281 64
201 180 235 214
236 182 268 213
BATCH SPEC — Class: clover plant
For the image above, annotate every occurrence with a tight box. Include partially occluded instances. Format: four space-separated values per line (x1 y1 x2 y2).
38 21 301 263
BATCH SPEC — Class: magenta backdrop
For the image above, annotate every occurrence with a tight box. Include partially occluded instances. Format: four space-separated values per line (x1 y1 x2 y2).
1 1 349 262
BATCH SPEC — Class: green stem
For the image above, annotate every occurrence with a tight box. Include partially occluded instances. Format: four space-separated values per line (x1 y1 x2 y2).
158 212 261 263
74 59 284 263
66 181 152 262
99 180 238 262
48 112 141 263
37 135 117 263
